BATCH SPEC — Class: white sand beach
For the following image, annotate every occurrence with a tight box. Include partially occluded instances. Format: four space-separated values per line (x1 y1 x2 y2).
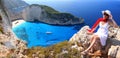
12 20 25 28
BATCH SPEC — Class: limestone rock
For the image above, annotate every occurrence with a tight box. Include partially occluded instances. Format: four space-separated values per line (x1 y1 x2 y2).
69 26 92 49
0 0 28 33
0 28 27 57
22 4 84 25
108 45 119 58
0 0 28 20
0 0 28 57
107 27 120 58
116 47 120 58
69 26 120 57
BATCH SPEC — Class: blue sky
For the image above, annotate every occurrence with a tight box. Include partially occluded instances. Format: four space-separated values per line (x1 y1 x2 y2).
23 0 116 1
23 0 120 5
22 0 120 26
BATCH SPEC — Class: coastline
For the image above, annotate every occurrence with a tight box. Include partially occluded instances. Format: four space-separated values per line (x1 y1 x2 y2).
12 20 25 28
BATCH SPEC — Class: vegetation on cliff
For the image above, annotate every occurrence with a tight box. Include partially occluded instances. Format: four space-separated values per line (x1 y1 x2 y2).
5 41 82 58
25 41 81 58
24 4 84 25
40 5 59 14
33 4 78 19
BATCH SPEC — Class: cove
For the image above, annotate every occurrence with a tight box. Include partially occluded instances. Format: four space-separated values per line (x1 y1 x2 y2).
12 21 82 48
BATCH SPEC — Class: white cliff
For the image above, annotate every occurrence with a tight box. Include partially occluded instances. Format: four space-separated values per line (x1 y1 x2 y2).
22 4 84 25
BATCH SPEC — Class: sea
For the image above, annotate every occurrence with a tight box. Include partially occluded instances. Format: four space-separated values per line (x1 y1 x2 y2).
13 0 120 48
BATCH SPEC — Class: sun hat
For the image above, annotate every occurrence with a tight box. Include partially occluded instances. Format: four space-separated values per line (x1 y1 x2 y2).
102 10 111 16
102 10 112 19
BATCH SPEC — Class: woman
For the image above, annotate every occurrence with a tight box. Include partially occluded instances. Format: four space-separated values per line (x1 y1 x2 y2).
81 10 118 55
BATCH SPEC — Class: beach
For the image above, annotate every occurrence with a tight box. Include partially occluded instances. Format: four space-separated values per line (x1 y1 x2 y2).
12 20 25 28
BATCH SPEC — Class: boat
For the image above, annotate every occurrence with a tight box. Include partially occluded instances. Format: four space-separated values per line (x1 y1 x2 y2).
46 31 52 34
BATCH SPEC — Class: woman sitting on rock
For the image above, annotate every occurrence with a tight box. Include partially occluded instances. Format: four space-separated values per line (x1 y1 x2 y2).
81 10 118 55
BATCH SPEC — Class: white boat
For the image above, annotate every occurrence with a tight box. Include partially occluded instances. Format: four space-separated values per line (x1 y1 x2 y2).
46 31 52 34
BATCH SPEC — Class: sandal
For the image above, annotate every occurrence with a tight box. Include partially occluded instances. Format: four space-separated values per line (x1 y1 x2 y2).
81 51 87 55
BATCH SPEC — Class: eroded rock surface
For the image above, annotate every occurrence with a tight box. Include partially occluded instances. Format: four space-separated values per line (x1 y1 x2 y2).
69 26 120 58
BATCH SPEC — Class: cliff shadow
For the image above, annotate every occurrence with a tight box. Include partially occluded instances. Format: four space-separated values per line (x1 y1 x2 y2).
0 15 2 23
110 38 120 46
0 15 4 33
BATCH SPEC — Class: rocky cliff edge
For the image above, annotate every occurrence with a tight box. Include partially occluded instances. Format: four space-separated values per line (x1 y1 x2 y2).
69 26 120 58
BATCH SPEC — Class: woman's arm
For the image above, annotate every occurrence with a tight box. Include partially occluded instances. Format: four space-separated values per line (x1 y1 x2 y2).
87 18 102 35
87 18 102 33
109 19 119 28
108 15 119 28
87 25 98 35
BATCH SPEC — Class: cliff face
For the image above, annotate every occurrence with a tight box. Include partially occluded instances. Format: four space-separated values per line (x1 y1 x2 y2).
0 32 27 57
0 0 28 33
69 26 120 58
1 0 84 29
0 1 28 57
1 0 28 21
22 4 84 25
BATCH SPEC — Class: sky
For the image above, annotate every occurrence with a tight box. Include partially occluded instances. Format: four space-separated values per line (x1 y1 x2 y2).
23 0 120 6
22 0 120 26
23 0 116 1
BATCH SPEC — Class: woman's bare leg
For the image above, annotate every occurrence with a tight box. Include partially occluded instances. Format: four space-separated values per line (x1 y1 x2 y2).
89 35 95 52
82 35 100 53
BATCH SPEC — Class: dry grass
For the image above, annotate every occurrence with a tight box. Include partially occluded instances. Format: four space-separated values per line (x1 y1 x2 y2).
26 41 81 58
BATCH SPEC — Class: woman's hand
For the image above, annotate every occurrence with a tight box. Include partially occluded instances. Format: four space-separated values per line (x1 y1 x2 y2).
87 31 93 35
109 15 113 19
109 18 119 28
86 28 93 35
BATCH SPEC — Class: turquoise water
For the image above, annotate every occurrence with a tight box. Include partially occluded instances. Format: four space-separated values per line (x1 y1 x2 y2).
13 0 120 48
13 21 82 48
